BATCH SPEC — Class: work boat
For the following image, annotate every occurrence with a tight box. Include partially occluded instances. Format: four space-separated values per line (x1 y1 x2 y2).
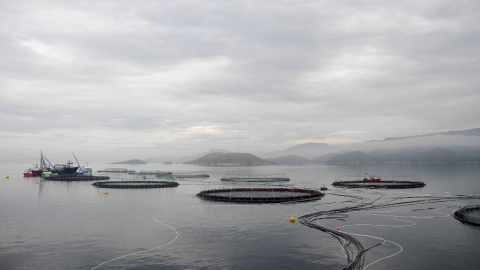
24 165 41 177
363 173 381 182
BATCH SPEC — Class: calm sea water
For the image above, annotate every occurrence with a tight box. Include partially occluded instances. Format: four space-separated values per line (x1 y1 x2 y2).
1 163 479 270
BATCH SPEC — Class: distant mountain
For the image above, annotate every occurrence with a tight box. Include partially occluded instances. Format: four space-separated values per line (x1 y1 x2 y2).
327 151 382 165
266 155 311 165
368 128 480 142
185 152 276 166
110 159 147 164
177 149 232 163
311 153 339 164
262 142 334 159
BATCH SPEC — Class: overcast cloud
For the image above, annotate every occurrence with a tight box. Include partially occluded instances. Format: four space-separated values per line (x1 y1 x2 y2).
1 0 479 161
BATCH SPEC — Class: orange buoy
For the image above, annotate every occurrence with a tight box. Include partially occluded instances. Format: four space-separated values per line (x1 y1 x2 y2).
336 227 340 231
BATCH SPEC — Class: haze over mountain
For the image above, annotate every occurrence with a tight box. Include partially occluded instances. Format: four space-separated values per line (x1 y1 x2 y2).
175 128 480 165
110 159 147 165
185 152 275 166
262 143 334 159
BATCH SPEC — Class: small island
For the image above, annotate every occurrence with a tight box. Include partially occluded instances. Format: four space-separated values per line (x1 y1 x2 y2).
110 159 147 164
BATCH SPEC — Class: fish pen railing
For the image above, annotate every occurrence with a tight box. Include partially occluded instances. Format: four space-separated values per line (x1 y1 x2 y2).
221 172 290 182
173 171 210 178
454 205 480 226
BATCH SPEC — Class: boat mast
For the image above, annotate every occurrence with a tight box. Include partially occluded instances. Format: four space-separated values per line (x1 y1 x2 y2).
72 153 81 168
41 151 54 170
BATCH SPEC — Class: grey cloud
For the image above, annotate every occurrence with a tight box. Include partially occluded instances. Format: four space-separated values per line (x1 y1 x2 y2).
0 0 479 161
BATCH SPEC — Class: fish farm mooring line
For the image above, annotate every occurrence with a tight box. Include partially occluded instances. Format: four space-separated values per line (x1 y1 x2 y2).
90 190 480 270
299 191 480 270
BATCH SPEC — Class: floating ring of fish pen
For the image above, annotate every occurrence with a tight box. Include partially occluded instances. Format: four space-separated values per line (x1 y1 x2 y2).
332 180 425 189
129 170 173 175
220 173 290 182
44 175 110 181
92 180 179 189
453 205 480 226
197 187 324 203
172 172 210 178
221 177 290 182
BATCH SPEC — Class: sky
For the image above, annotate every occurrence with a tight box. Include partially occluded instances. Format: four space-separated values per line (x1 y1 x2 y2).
1 0 479 162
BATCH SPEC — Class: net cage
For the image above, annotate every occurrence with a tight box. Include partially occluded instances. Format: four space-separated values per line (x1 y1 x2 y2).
197 187 324 203
92 180 179 189
44 174 110 181
332 180 425 189
332 174 425 189
220 172 290 182
172 171 210 178
128 170 173 176
97 168 135 173
454 204 480 226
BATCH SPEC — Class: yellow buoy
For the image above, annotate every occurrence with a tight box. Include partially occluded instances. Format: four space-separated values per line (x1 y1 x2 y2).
290 217 296 223
37 181 40 184
103 192 109 195
445 192 450 195
6 176 9 179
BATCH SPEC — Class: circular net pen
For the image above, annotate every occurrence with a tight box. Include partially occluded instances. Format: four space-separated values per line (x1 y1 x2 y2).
92 180 179 189
197 187 324 203
44 174 110 181
332 180 425 189
454 205 480 226
221 173 290 183
172 171 210 178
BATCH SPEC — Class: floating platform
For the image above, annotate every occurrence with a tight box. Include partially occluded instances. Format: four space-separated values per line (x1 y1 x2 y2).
197 187 324 203
44 174 110 181
454 205 480 226
332 180 425 189
172 171 210 178
92 180 179 189
220 173 290 182
97 168 136 173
